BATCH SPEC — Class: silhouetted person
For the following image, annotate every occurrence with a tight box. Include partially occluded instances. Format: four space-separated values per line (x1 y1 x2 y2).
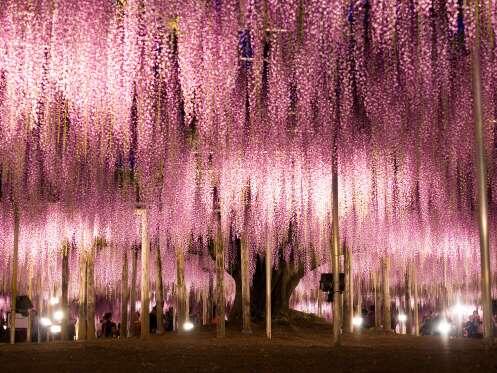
101 312 116 338
150 306 158 334
164 307 173 331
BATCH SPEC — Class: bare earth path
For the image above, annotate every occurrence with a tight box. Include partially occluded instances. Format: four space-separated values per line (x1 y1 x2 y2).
0 324 496 373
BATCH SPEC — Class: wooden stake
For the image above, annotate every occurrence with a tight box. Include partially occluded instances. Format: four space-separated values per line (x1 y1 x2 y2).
9 205 19 344
121 250 129 338
155 239 164 334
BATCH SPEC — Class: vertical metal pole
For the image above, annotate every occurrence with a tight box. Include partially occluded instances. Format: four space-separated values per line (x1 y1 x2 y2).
471 0 493 341
138 208 150 339
265 227 272 340
121 250 129 338
331 161 341 345
9 206 19 344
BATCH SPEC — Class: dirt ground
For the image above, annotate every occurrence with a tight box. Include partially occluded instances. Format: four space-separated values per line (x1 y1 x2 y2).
0 320 496 373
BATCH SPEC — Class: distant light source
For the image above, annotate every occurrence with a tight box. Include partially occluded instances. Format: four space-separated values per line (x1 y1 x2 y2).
40 317 52 327
49 297 59 306
451 303 473 318
49 324 61 334
398 313 407 323
352 316 363 328
182 321 194 331
53 310 64 322
437 320 451 336
2 325 6 330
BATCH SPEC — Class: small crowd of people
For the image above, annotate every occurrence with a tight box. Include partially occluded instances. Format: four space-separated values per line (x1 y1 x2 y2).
420 310 497 338
97 306 176 339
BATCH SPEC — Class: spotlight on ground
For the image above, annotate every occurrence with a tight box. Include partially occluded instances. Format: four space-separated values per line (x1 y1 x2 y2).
53 310 64 322
49 324 61 334
182 321 194 331
437 320 451 336
398 313 407 323
40 317 52 327
352 316 363 328
49 297 59 306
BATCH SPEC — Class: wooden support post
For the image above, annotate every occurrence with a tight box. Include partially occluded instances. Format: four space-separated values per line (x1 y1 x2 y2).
77 253 87 340
241 184 252 334
137 208 150 339
129 246 138 337
155 240 164 334
10 205 19 344
121 250 129 338
213 187 226 337
202 287 208 326
265 229 272 339
331 162 341 345
472 0 493 341
405 262 412 335
356 275 362 317
27 263 33 343
176 246 186 330
382 257 391 331
86 247 96 340
61 241 70 340
413 264 419 336
374 271 380 328
343 247 353 333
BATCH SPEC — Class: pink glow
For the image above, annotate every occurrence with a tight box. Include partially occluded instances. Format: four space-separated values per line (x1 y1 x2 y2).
0 1 496 308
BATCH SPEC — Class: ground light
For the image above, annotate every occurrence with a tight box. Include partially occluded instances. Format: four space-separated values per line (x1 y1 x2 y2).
437 319 452 336
49 297 59 306
182 321 194 331
352 316 363 328
49 325 61 334
40 317 52 327
53 310 64 322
